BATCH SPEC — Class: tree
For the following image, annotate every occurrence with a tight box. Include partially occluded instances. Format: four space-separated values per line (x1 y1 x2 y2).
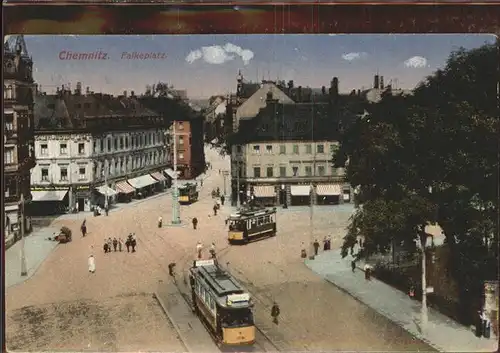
335 43 498 323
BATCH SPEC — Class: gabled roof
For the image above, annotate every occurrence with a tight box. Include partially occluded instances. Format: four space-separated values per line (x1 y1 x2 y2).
34 95 72 130
240 82 261 99
236 83 294 122
4 35 29 57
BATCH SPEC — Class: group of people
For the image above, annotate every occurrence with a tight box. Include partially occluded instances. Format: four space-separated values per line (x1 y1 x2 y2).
195 241 216 259
312 236 333 256
103 233 137 253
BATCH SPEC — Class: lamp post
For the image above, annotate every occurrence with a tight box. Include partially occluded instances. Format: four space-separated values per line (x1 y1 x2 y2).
309 184 315 260
20 193 27 276
103 160 109 210
171 121 181 225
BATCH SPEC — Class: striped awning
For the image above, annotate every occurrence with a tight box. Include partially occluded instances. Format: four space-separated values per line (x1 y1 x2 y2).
97 185 117 196
165 168 181 179
115 181 135 194
253 186 275 198
151 172 167 182
31 189 68 201
316 184 342 196
290 185 311 196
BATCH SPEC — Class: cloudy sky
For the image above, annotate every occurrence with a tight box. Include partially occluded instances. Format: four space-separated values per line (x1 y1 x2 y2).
24 34 495 98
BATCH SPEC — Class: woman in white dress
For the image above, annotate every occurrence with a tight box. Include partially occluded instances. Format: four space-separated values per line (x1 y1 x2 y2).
88 254 96 273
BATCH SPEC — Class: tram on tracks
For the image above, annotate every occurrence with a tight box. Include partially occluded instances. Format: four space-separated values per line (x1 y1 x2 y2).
227 207 277 244
178 183 199 204
189 259 256 346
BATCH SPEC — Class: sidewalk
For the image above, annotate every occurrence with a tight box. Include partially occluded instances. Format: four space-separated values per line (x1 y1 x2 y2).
5 227 60 288
305 250 498 352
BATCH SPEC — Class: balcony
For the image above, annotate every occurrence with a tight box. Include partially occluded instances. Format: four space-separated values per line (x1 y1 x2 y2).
240 175 347 184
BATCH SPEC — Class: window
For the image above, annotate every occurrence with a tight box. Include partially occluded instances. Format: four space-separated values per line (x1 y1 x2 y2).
78 143 85 154
266 145 273 154
179 136 184 145
79 167 86 180
60 167 68 181
305 166 312 176
279 166 287 177
253 167 261 178
5 148 14 164
114 138 118 150
60 143 68 155
40 144 48 156
253 145 260 154
293 145 299 154
266 167 273 177
318 165 325 176
292 166 299 177
178 122 184 130
279 145 286 154
107 139 111 151
93 140 97 153
100 139 104 152
305 144 312 154
125 137 129 149
5 114 14 132
236 145 242 153
41 168 49 181
120 137 124 149
179 152 184 160
330 144 338 153
115 162 119 174
316 144 324 154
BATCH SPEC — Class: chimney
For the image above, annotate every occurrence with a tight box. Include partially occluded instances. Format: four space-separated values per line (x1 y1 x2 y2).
131 91 135 97
297 86 303 102
76 82 82 95
357 89 361 96
331 77 339 96
86 86 90 95
380 76 384 89
374 75 379 89
266 90 273 101
123 90 127 97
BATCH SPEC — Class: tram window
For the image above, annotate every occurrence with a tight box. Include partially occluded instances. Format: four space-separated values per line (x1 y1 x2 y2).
258 217 264 226
265 215 270 223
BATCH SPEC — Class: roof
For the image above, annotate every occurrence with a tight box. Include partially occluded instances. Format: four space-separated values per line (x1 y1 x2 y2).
240 82 261 99
4 35 29 57
361 87 414 103
236 83 294 122
34 95 72 129
139 96 200 122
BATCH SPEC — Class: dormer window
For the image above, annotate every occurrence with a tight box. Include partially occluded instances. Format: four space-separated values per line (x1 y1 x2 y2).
5 60 14 73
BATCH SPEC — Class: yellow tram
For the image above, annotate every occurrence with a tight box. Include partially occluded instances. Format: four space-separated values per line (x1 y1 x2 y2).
189 259 256 346
178 183 199 204
227 207 277 244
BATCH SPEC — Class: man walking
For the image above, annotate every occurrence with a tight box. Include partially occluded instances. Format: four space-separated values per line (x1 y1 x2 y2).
313 239 320 256
192 217 198 230
81 220 87 237
271 302 280 325
196 241 203 259
351 260 356 272
118 238 123 252
220 195 225 206
113 237 118 252
213 204 218 216
88 254 96 273
158 216 163 228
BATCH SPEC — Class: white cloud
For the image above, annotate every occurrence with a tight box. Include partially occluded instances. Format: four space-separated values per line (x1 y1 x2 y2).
185 43 254 65
404 56 428 68
341 52 368 61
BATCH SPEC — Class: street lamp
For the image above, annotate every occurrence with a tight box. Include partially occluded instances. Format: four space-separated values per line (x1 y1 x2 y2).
19 193 27 276
281 184 288 209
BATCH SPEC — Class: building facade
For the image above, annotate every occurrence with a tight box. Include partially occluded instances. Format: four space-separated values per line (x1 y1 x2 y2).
31 87 171 215
4 35 36 239
168 118 205 179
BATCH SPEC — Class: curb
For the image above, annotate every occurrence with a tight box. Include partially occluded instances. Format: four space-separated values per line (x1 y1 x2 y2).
153 291 193 352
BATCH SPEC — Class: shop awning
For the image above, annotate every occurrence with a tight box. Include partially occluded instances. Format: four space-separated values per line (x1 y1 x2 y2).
128 174 158 189
290 185 311 196
253 186 275 198
97 185 118 196
115 181 135 194
150 172 167 182
31 189 68 202
165 168 181 179
316 184 342 196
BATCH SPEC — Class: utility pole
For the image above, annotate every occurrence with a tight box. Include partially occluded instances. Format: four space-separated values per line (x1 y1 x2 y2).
20 193 27 276
222 170 229 196
171 121 181 225
104 160 108 209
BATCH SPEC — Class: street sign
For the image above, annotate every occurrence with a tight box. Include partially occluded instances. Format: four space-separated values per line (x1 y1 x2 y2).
426 287 434 294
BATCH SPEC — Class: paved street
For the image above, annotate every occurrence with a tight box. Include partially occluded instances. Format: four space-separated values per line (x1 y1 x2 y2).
6 145 434 351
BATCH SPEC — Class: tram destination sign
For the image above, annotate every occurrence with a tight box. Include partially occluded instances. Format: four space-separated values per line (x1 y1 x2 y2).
227 293 250 306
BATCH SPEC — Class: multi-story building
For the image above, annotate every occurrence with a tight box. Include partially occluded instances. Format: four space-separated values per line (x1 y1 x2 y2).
229 77 367 207
203 95 226 143
30 86 171 215
4 35 36 239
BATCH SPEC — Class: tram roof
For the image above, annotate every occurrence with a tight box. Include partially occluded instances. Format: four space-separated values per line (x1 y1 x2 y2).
229 207 276 219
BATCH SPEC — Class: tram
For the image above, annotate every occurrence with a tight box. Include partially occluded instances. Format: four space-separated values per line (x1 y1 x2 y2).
227 207 277 244
189 259 256 346
178 183 199 204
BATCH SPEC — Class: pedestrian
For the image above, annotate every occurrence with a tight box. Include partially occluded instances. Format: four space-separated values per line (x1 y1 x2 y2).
364 264 372 280
359 237 363 248
118 238 123 252
103 242 109 254
350 241 357 255
326 236 332 250
131 234 137 252
220 195 225 206
88 254 96 273
219 169 221 175
158 216 163 228
313 239 320 256
81 220 87 237
351 260 356 272
168 262 176 279
201 179 203 187
105 204 109 216
113 237 118 252
125 237 131 252
271 302 280 325
196 241 203 259
323 237 328 251
213 204 218 216
192 217 198 230
209 242 216 259
107 237 113 252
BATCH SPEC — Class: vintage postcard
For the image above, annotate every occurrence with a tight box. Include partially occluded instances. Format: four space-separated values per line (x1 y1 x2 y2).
4 34 498 352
